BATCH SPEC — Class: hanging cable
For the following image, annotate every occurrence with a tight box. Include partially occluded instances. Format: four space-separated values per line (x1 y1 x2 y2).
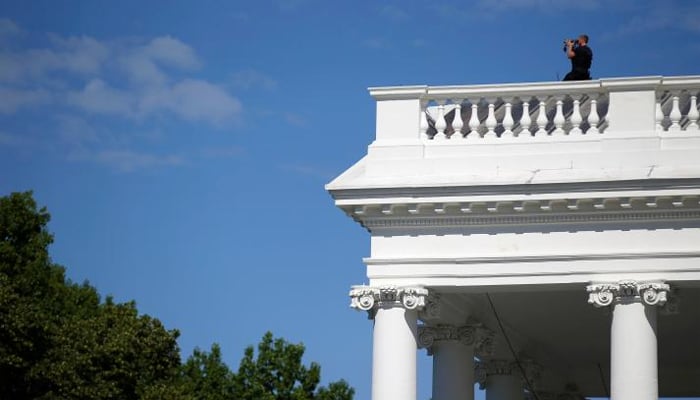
485 293 540 400
597 362 609 398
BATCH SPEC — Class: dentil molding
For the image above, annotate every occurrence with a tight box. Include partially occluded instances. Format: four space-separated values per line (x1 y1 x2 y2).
341 195 700 231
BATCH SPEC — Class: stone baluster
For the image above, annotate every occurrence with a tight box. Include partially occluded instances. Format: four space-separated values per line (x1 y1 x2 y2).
420 100 430 139
452 101 464 139
534 99 548 137
655 100 664 132
669 93 682 132
484 99 497 138
468 101 481 139
435 100 448 139
588 98 600 134
552 97 566 135
570 97 583 135
688 94 699 131
519 98 532 138
501 101 514 138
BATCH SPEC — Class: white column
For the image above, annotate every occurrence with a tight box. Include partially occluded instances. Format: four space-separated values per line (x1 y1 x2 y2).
476 360 524 400
418 325 491 400
350 286 429 400
587 281 670 400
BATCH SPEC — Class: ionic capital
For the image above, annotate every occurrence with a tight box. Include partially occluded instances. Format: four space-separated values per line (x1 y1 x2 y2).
349 285 429 317
586 280 670 308
475 358 541 390
474 359 518 390
417 324 474 354
474 325 496 358
418 323 495 355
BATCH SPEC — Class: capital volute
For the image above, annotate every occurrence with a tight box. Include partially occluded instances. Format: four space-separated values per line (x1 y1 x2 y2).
349 285 429 318
475 359 519 390
417 325 475 354
586 280 670 308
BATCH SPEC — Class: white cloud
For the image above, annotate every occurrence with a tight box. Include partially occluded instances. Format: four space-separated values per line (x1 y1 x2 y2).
67 79 135 116
55 114 99 146
119 36 200 86
0 86 51 114
602 3 700 40
0 19 244 172
0 18 21 38
143 36 200 70
89 150 185 172
166 79 242 123
230 69 278 91
380 5 410 21
139 79 242 124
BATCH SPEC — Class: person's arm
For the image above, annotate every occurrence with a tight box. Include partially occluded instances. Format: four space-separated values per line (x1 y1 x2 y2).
567 41 576 59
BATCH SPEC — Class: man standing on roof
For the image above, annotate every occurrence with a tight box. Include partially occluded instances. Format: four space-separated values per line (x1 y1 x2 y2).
563 34 593 81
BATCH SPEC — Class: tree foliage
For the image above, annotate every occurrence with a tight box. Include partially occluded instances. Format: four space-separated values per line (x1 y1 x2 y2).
233 332 354 400
0 191 354 399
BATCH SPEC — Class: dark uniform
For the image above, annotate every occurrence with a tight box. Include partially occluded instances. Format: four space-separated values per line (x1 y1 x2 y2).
564 45 593 81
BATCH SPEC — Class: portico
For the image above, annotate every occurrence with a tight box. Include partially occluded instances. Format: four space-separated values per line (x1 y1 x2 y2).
328 76 700 400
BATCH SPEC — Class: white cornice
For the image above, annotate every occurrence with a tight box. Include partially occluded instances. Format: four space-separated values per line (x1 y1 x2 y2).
339 194 700 231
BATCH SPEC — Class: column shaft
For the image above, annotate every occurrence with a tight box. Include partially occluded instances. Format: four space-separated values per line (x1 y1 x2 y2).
372 306 418 400
485 374 523 400
611 301 658 400
432 341 474 400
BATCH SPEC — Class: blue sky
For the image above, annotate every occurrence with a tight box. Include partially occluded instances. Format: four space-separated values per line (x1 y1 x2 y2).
1 1 699 398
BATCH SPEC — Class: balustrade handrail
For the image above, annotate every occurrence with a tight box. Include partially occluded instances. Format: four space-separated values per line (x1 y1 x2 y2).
368 76 700 143
425 80 603 101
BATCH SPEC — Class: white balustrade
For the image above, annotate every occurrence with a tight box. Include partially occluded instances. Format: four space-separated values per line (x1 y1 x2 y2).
669 94 682 132
535 100 548 137
423 91 606 140
452 102 464 139
655 88 700 133
552 98 566 135
519 99 532 138
588 98 600 134
502 102 514 137
371 76 700 144
570 99 582 135
435 101 448 139
468 102 480 139
689 95 699 131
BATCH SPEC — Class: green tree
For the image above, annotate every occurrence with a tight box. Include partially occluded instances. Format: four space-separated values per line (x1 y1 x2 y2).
234 332 354 400
0 191 354 399
0 192 182 399
180 343 236 400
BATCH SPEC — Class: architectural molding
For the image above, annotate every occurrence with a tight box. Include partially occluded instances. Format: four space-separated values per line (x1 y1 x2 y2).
349 285 429 317
587 280 670 307
475 359 519 389
475 359 543 391
474 325 496 358
417 323 495 355
342 195 700 231
417 325 474 352
419 291 441 322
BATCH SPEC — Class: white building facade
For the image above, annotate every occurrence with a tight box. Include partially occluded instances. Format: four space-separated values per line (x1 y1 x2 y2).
327 76 700 400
